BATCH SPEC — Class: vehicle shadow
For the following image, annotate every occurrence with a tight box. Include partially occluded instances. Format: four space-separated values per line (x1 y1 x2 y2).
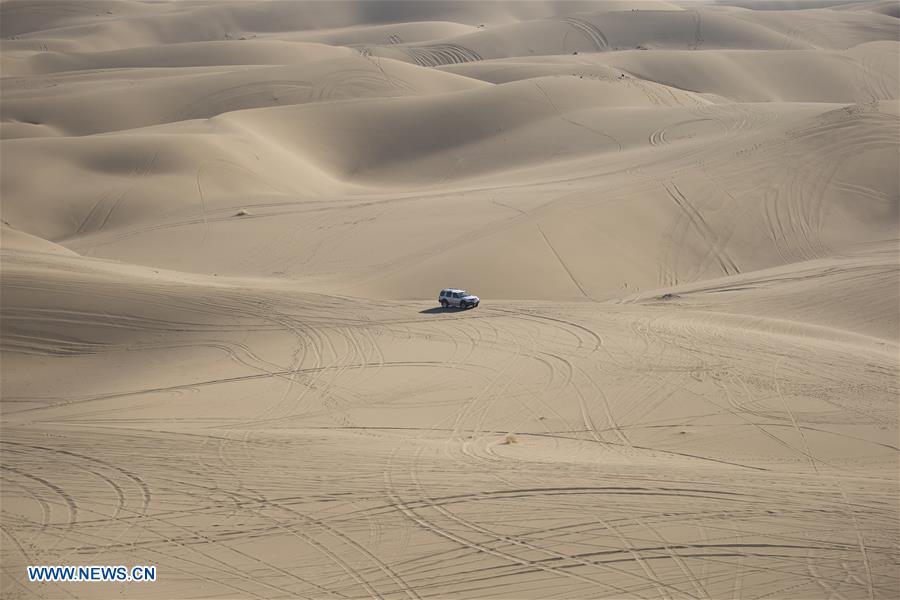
419 306 467 314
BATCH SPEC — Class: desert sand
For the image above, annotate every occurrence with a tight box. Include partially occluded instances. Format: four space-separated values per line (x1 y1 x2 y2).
1 1 898 598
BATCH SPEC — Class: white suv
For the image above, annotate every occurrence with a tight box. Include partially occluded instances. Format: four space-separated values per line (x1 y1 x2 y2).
439 288 480 309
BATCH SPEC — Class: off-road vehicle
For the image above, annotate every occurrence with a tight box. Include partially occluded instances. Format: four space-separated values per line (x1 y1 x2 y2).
439 288 480 309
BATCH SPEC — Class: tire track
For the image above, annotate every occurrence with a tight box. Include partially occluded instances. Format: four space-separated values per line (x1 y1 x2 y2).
559 17 609 51
403 44 482 67
537 224 591 300
663 182 740 278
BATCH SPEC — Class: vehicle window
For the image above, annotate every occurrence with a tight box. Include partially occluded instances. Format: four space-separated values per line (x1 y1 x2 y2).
453 292 461 298
440 291 447 297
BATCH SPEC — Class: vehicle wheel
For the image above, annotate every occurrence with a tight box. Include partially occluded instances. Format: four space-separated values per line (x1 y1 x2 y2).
441 300 448 308
460 301 468 310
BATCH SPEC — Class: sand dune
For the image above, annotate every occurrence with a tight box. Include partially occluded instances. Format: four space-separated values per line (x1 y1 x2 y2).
2 40 353 76
444 44 900 102
362 5 899 68
2 55 486 135
2 1 898 599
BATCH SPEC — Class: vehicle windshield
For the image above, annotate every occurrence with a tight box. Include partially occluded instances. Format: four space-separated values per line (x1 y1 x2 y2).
458 291 469 296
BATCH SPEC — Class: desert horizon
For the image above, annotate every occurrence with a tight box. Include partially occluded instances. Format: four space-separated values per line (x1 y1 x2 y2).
1 1 898 598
